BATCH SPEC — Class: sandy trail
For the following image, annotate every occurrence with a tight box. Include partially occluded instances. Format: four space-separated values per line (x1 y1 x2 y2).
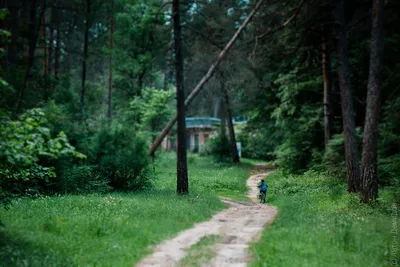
136 165 277 267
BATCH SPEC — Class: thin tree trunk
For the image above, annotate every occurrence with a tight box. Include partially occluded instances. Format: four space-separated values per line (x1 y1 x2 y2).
148 0 265 156
81 0 91 112
173 0 188 194
65 21 73 73
335 0 360 193
360 0 385 203
7 0 20 68
214 96 221 118
42 10 48 96
107 0 114 119
221 73 240 163
163 34 172 91
15 0 46 115
322 28 332 148
220 96 227 139
54 25 60 79
48 27 54 75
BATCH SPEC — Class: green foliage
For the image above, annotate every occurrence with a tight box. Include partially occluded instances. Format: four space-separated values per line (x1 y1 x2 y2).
92 123 150 190
251 170 396 266
0 109 85 201
178 234 222 267
0 154 249 266
58 165 111 194
129 87 174 137
199 135 231 162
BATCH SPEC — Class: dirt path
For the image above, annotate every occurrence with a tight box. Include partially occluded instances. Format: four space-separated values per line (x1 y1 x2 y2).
136 165 277 267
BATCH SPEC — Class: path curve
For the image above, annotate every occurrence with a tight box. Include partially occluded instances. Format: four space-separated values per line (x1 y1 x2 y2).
136 165 277 267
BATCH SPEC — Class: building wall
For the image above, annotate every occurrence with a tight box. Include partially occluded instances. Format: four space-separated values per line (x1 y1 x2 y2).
162 128 216 152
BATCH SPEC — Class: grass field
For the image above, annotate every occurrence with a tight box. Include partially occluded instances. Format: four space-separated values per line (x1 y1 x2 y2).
251 169 398 267
0 153 252 266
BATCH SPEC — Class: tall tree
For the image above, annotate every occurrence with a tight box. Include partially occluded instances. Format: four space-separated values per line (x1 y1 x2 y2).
81 0 91 112
148 0 265 156
360 0 385 203
173 0 188 194
335 0 360 193
16 0 47 115
322 25 332 148
106 0 114 119
220 72 239 163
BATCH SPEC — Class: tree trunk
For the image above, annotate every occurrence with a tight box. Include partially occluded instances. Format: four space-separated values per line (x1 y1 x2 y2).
360 0 385 203
65 21 73 73
54 25 60 79
7 0 20 68
42 10 48 97
148 0 265 156
221 73 240 163
81 0 91 112
163 34 173 91
335 0 360 193
322 28 332 148
107 0 114 119
48 8 55 76
173 0 188 194
214 96 221 118
15 0 46 115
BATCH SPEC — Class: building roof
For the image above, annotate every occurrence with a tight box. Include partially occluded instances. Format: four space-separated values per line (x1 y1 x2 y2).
185 117 221 129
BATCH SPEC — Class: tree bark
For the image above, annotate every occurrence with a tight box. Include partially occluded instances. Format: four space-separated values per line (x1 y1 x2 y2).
81 0 91 113
335 0 360 193
173 0 188 194
107 0 114 119
221 72 239 163
163 34 173 91
360 0 385 203
322 28 332 148
7 0 20 68
42 10 48 96
54 25 60 79
148 0 265 156
15 0 46 115
48 8 55 76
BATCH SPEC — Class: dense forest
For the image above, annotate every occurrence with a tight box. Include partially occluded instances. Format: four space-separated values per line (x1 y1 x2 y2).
1 0 399 265
1 0 399 202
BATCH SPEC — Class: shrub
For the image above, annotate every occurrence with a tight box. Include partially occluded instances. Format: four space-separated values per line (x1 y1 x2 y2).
0 109 85 199
59 165 111 194
323 130 362 179
92 123 150 190
199 135 231 162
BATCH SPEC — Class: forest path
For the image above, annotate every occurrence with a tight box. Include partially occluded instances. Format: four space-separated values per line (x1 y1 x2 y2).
136 164 277 267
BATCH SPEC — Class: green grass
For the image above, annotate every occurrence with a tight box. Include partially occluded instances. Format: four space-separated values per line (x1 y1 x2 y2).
0 153 251 267
178 234 222 267
251 169 398 267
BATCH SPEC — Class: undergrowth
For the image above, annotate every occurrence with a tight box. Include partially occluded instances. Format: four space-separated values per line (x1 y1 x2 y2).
0 153 251 266
251 169 398 267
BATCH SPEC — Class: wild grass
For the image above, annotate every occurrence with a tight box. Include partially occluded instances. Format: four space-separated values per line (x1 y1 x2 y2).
251 169 398 267
0 153 251 266
178 234 222 267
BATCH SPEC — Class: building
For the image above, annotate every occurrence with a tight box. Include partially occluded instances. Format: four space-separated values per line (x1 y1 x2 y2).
162 117 221 152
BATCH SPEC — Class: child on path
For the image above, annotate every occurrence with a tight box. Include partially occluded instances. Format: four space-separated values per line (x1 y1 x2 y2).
257 179 268 203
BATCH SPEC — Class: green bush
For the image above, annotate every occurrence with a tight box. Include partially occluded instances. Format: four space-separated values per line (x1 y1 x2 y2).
92 124 150 190
323 130 362 179
59 165 111 194
199 135 231 162
0 109 85 200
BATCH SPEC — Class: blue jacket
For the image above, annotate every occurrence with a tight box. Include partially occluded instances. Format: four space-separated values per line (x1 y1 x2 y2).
259 182 268 191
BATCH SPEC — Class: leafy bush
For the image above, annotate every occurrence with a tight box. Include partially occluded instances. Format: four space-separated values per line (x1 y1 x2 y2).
0 109 85 201
59 165 111 194
92 123 150 190
199 135 231 162
323 129 362 179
